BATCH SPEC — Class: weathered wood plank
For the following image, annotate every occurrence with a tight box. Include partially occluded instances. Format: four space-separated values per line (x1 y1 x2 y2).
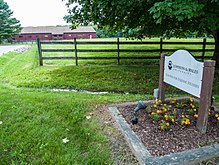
162 49 214 52
77 49 118 52
42 55 211 61
40 41 215 45
41 49 74 52
41 41 74 44
41 48 214 53
42 56 75 60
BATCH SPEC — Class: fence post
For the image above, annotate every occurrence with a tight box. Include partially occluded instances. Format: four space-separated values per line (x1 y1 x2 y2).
74 38 78 66
37 37 43 66
197 60 215 133
117 38 120 65
202 38 206 62
160 37 163 54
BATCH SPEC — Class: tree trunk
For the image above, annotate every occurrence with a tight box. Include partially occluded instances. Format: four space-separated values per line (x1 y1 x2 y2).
212 30 219 68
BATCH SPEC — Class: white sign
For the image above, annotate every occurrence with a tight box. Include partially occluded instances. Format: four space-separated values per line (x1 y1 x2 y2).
164 50 204 98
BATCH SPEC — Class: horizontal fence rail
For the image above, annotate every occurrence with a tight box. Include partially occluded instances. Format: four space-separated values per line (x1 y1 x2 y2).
37 37 215 66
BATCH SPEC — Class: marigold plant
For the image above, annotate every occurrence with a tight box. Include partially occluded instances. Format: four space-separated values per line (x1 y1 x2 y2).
145 96 219 131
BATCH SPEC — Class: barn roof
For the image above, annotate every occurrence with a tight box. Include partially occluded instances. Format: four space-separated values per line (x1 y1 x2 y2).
21 26 96 34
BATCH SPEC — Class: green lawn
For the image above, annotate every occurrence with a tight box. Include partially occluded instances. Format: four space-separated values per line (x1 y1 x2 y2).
0 38 218 164
0 83 147 164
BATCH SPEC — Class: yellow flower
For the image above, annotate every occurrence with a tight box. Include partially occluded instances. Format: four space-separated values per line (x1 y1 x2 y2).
157 110 162 114
160 125 165 130
192 105 195 109
217 117 219 121
194 109 197 112
164 104 167 107
182 115 185 118
164 115 169 120
151 112 155 115
154 104 157 108
215 114 219 118
208 111 211 115
185 119 190 125
166 123 170 127
182 121 185 125
194 114 198 118
171 119 174 122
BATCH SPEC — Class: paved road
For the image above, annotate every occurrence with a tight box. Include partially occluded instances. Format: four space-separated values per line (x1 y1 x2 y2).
0 45 31 56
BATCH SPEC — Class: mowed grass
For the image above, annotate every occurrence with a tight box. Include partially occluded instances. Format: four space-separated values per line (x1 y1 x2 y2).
0 83 146 164
0 45 146 164
0 38 218 164
0 85 111 164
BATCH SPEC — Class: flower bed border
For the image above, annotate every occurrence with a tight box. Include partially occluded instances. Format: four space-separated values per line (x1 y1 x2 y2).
108 97 219 165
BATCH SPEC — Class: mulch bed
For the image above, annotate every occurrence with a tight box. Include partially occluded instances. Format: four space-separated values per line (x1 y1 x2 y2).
118 98 219 157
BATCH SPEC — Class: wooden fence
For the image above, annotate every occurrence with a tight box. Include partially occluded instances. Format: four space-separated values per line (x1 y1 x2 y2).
37 37 215 66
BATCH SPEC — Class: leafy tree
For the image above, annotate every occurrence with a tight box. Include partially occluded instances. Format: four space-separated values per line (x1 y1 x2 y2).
0 0 21 43
95 28 124 38
65 0 219 67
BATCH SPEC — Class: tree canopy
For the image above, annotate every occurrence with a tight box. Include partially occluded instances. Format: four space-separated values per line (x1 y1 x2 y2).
65 0 219 67
0 0 21 43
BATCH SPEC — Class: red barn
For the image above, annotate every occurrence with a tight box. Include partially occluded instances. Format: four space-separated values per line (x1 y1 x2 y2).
12 26 96 41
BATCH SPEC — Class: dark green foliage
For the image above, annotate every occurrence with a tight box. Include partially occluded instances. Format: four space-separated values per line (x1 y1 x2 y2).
149 0 219 67
64 0 218 38
65 0 219 67
0 0 21 43
95 28 124 38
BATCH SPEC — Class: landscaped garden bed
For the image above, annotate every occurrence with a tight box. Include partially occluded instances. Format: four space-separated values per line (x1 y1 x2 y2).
118 97 219 157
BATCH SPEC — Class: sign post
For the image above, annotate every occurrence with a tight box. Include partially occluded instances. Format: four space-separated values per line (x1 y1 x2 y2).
158 54 166 102
159 50 215 133
197 60 215 133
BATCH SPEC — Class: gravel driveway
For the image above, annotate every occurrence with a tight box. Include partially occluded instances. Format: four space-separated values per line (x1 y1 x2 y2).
0 45 31 56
